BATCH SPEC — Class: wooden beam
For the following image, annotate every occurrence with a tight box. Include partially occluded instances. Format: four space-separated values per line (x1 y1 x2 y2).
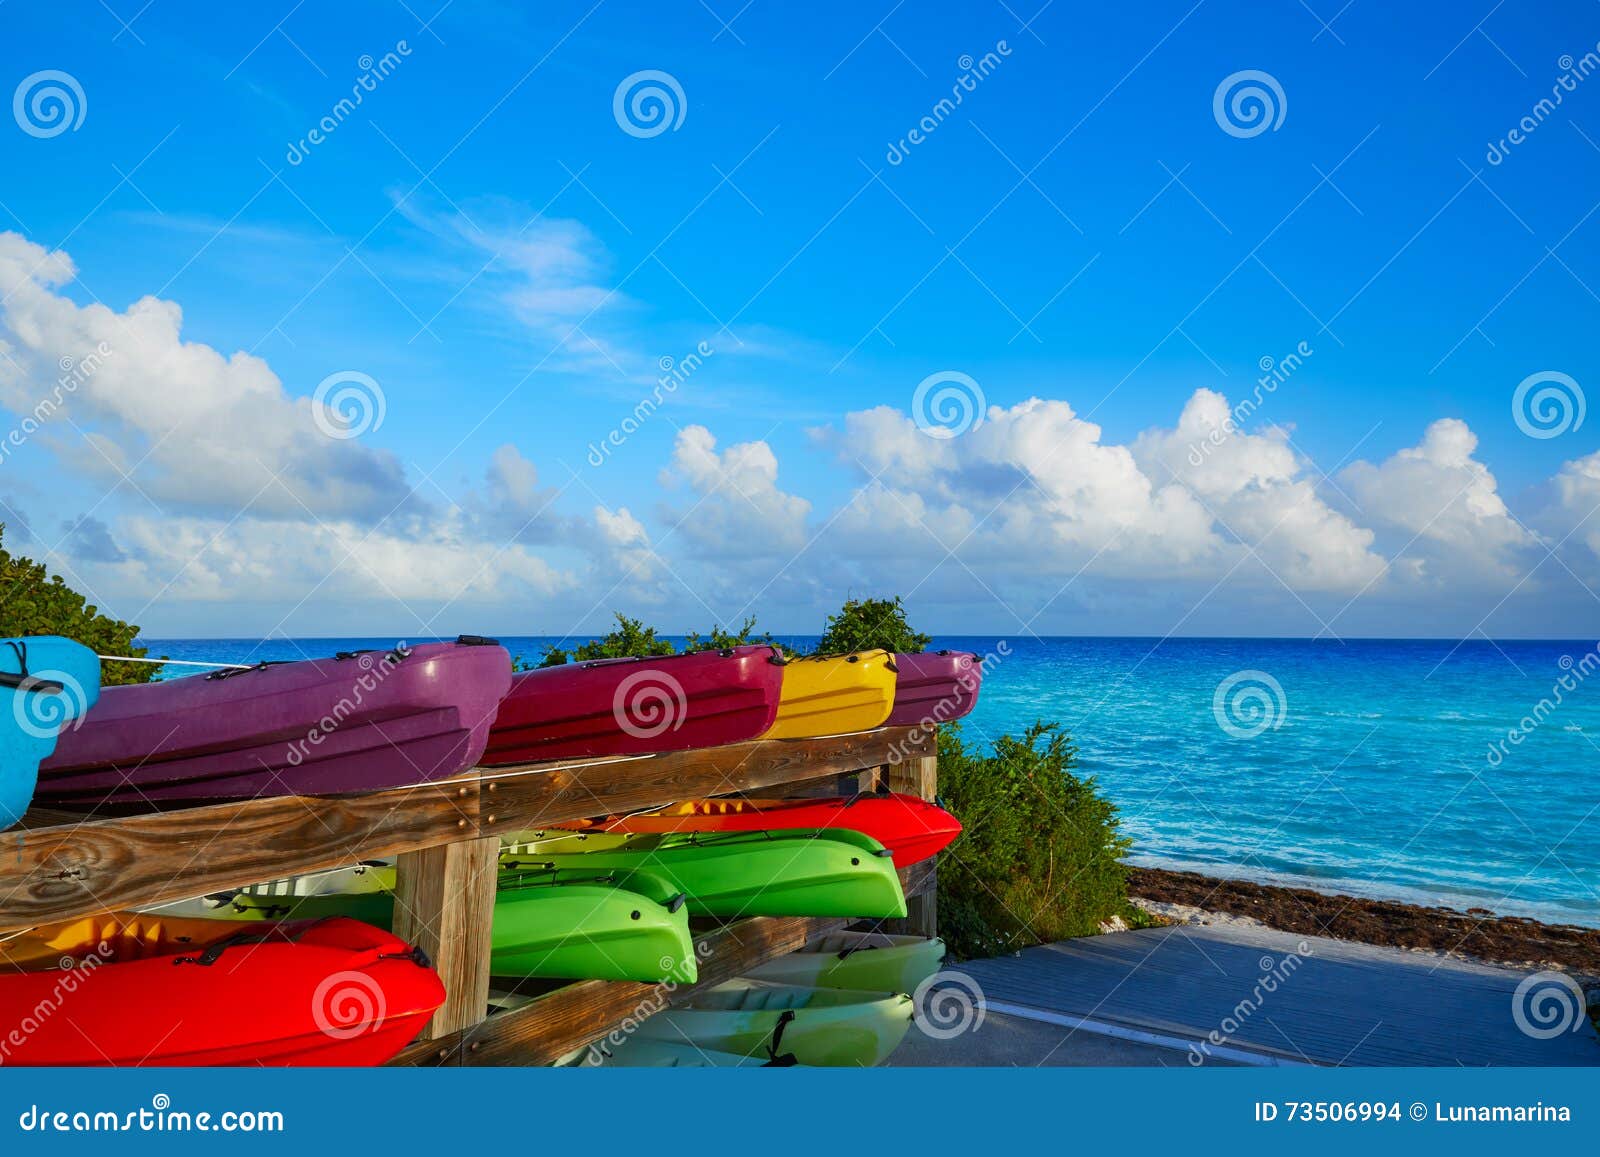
392 837 498 1039
0 728 929 932
0 780 480 934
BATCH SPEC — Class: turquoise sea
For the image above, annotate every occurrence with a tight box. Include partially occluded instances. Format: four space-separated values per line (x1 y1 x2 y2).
140 635 1600 927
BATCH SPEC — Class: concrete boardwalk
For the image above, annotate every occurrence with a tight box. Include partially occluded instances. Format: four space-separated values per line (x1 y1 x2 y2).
917 923 1600 1067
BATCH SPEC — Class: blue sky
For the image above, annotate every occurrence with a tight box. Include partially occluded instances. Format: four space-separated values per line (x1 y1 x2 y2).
1 0 1599 639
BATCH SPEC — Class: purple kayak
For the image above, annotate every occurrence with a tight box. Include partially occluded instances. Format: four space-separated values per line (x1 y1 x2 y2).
37 638 512 805
887 650 983 727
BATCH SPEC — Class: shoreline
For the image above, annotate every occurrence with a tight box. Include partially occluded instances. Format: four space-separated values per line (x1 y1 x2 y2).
1127 866 1600 980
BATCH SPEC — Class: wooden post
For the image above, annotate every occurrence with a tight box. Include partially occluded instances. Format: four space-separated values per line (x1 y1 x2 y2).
882 751 938 938
392 836 498 1039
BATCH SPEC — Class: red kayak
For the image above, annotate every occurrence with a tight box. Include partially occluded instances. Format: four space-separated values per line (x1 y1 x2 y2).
483 645 787 765
39 637 512 805
576 791 962 867
887 650 983 727
0 915 444 1066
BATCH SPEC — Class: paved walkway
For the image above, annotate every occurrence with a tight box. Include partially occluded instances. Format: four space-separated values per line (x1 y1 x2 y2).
896 924 1600 1067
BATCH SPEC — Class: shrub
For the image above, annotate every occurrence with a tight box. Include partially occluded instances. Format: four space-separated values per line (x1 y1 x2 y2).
532 614 677 668
0 525 155 687
815 596 930 655
935 721 1132 959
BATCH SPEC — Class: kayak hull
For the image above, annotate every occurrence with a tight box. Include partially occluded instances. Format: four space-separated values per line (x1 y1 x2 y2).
501 828 908 919
484 645 786 764
0 915 444 1066
0 636 101 829
38 639 511 804
581 792 962 868
157 866 698 983
636 981 915 1066
887 650 983 727
761 651 896 739
746 932 946 993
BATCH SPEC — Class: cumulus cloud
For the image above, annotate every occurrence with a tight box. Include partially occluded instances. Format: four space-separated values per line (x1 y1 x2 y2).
0 231 415 524
1341 418 1540 580
661 425 812 558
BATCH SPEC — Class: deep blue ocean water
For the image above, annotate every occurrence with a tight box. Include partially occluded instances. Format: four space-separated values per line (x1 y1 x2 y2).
138 635 1600 927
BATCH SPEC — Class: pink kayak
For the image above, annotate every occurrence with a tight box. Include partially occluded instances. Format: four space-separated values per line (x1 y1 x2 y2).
38 638 512 805
482 645 787 764
887 650 983 727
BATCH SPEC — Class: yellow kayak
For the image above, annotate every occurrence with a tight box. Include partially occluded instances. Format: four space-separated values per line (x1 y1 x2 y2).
761 651 896 739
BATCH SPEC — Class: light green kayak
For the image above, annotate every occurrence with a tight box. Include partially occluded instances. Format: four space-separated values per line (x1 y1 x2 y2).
500 828 907 919
745 932 945 993
154 865 696 983
633 980 915 1066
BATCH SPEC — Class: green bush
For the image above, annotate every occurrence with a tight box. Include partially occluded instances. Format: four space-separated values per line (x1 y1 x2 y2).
527 613 778 670
0 525 155 687
815 596 930 655
935 721 1132 959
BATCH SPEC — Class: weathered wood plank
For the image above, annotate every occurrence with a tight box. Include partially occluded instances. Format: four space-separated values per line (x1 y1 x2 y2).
0 781 481 933
477 728 933 837
393 836 499 1039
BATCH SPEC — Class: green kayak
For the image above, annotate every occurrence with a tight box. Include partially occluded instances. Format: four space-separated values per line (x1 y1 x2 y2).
499 828 907 919
634 980 914 1066
745 932 945 993
157 865 696 984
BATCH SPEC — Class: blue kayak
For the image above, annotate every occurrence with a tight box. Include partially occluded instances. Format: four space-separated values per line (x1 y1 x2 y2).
1 637 101 829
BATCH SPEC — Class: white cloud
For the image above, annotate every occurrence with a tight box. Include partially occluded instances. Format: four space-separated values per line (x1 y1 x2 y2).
0 231 414 524
661 425 812 558
1342 418 1539 580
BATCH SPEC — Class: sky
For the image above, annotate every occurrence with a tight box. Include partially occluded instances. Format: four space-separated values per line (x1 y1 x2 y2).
1 0 1599 640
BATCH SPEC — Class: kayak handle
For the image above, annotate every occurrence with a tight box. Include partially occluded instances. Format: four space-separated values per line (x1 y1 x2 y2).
0 670 64 694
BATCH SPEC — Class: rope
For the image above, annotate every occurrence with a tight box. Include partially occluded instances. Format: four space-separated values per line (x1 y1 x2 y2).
97 654 254 670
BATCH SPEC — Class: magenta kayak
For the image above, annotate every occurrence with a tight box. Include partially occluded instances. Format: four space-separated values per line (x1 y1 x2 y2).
38 638 512 805
887 650 983 727
482 645 787 764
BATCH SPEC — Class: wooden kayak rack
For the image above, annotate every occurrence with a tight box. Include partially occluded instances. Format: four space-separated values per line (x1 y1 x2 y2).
2 726 939 1067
